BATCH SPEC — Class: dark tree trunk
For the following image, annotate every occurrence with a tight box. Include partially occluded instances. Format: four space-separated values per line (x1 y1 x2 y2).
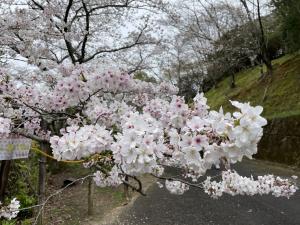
231 74 236 88
261 52 273 75
240 0 273 76
124 175 130 200
257 0 273 76
88 176 94 215
0 160 11 202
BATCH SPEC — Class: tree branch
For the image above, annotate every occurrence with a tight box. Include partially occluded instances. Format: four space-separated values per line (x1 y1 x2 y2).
79 0 90 63
31 0 44 10
151 173 204 189
63 0 77 64
82 23 153 63
89 0 130 13
13 129 49 143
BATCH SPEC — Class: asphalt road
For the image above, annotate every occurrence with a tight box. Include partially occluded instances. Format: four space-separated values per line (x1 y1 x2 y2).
110 160 300 225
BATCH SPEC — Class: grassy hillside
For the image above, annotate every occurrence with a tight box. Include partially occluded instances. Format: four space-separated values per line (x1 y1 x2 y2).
206 53 300 119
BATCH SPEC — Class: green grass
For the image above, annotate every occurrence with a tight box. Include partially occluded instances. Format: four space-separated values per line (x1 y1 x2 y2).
206 52 300 119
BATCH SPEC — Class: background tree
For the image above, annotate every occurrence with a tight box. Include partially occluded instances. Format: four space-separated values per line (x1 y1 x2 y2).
0 0 166 77
271 0 300 52
161 0 259 94
239 0 274 75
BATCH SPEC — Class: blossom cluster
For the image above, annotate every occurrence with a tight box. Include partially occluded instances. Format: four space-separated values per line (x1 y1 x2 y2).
0 68 178 146
84 97 135 129
0 198 20 220
111 112 167 176
0 68 177 114
93 166 123 187
50 125 113 161
0 117 11 138
162 94 268 181
203 170 298 199
165 180 189 195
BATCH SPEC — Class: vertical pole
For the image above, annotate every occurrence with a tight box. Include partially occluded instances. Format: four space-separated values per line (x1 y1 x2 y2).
37 142 48 225
87 177 94 215
0 160 11 202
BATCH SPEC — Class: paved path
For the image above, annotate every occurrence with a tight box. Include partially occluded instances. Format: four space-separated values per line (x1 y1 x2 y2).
110 160 300 225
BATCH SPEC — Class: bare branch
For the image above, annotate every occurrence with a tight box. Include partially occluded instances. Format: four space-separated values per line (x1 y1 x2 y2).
31 0 44 10
32 174 93 225
151 173 204 189
89 0 130 13
82 23 153 63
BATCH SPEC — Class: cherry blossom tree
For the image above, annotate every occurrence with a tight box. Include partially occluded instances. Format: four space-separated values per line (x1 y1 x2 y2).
0 0 298 222
0 0 166 72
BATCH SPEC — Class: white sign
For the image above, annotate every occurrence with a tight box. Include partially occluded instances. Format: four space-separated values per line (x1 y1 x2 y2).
0 135 32 160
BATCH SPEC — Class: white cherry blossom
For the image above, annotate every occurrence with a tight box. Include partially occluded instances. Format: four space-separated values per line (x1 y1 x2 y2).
165 180 189 195
0 117 11 138
0 198 20 220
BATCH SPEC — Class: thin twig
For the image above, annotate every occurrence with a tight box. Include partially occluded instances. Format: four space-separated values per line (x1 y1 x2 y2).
32 174 93 225
151 174 204 189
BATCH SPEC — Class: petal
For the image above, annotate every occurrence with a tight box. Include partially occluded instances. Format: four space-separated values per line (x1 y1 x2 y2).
254 106 263 115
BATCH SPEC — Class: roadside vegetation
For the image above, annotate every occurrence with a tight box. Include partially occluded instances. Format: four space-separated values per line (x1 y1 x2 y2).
206 52 300 119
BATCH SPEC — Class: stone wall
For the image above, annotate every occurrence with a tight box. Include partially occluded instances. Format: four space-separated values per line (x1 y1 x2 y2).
256 115 300 167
